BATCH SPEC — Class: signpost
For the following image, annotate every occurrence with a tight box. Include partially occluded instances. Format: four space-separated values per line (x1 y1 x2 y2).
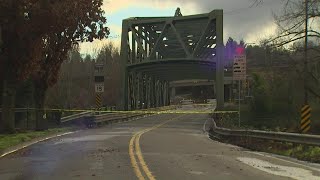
233 54 247 127
301 105 311 133
233 54 246 81
94 63 104 109
95 83 104 93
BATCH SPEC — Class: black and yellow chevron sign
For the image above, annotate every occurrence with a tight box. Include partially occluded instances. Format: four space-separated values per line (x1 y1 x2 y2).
300 104 311 133
96 93 102 109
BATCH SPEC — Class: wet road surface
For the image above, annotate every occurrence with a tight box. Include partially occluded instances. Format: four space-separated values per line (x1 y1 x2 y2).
0 110 320 180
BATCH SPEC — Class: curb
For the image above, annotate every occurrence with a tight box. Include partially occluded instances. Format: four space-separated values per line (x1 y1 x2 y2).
0 130 79 158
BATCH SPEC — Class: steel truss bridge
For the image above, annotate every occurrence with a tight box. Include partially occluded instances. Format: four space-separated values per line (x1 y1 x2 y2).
120 9 225 110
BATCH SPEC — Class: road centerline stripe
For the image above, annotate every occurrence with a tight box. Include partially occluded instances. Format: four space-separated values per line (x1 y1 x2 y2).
129 114 186 180
129 134 145 180
135 132 156 180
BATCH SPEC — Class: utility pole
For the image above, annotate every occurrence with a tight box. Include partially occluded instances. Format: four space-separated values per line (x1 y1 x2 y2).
0 26 2 53
304 0 309 104
238 79 241 127
300 0 312 134
68 60 72 109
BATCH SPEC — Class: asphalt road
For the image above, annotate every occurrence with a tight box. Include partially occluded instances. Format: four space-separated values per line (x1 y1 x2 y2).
0 108 320 180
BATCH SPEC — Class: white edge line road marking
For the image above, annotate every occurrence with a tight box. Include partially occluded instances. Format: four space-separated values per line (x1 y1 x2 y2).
0 131 78 158
246 151 320 173
203 105 215 137
203 119 209 134
1 111 156 159
2 114 156 159
206 128 320 174
203 105 320 174
237 157 320 180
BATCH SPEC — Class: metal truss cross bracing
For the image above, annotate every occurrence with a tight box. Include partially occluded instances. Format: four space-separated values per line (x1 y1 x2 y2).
120 10 224 110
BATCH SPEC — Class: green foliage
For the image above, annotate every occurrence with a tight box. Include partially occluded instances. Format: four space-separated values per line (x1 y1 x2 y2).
0 128 70 152
0 0 109 132
45 42 121 109
249 73 272 114
273 144 320 163
213 112 240 129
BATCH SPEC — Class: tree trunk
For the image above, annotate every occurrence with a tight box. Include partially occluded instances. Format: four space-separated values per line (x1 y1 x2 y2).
34 82 48 131
0 78 2 129
1 78 16 133
1 27 16 133
25 80 36 130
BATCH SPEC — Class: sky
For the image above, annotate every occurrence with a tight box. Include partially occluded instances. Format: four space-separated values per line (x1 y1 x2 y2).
80 0 284 55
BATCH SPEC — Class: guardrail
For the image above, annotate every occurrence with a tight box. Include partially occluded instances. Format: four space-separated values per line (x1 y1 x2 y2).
80 106 176 127
60 111 93 123
0 106 174 128
92 112 148 126
59 106 174 127
0 108 93 122
0 108 30 112
210 118 320 146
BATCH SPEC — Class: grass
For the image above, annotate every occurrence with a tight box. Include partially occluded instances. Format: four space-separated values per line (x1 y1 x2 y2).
217 103 320 162
218 136 320 163
277 145 320 162
261 142 320 163
222 103 299 132
231 101 320 134
0 128 71 153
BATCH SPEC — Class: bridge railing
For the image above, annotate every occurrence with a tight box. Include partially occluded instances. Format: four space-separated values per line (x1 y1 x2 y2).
60 105 177 128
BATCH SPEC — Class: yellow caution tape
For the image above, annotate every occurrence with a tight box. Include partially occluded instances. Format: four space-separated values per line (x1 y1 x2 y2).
22 108 238 114
15 104 237 114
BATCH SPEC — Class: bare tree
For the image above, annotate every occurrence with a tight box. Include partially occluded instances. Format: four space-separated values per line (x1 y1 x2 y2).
250 0 264 7
264 0 320 100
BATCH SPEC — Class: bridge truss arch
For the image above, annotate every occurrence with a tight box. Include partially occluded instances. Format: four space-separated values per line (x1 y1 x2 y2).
120 10 224 110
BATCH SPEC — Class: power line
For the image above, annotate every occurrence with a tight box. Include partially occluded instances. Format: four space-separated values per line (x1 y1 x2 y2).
224 7 254 16
224 0 281 16
250 0 263 8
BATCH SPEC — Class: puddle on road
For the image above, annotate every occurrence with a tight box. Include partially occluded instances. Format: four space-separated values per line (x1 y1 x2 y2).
90 160 104 170
237 157 320 180
188 170 206 175
113 127 131 129
54 135 116 145
98 131 131 135
188 133 206 137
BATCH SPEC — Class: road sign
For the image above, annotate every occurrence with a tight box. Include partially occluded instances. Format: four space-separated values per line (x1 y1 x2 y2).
233 55 246 80
96 93 102 109
94 64 104 74
94 63 104 109
95 83 104 93
94 76 104 83
300 104 311 133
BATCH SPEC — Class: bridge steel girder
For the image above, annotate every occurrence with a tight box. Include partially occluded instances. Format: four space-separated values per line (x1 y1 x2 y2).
121 10 224 110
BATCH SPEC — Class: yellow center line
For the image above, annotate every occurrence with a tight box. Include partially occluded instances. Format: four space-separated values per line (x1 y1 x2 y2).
129 134 145 180
135 132 156 180
129 114 186 180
